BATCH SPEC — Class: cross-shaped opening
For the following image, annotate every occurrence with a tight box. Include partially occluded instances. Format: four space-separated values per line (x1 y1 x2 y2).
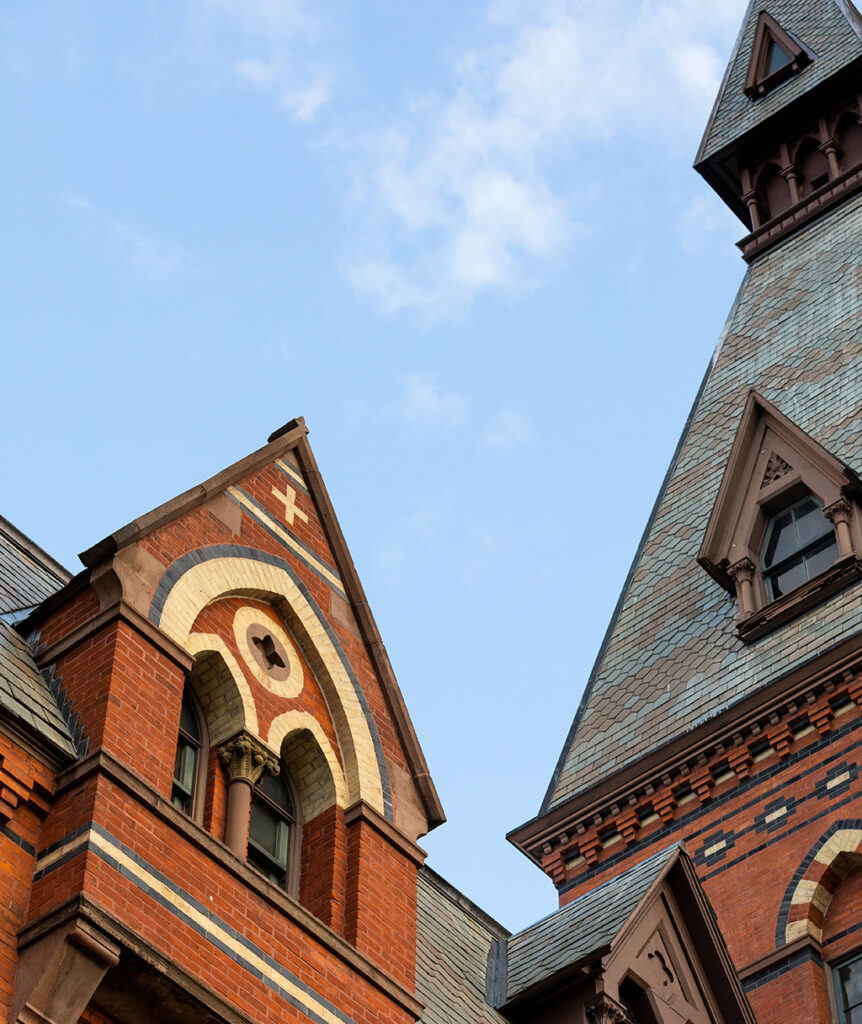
252 633 286 670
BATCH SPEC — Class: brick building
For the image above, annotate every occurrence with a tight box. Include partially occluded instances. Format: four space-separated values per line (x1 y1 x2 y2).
2 1 862 1023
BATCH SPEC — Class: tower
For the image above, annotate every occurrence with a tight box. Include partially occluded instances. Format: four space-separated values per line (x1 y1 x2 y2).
509 1 862 1021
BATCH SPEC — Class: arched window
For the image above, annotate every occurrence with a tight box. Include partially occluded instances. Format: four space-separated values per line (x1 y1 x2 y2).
837 112 862 173
172 686 206 817
619 977 659 1024
796 138 831 196
248 769 299 891
761 494 838 599
757 162 792 221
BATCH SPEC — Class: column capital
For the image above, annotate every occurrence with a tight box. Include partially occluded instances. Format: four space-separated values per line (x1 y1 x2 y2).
824 497 852 526
585 992 630 1024
218 732 279 787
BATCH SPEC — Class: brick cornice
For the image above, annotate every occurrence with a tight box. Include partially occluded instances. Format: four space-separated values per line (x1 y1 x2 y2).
344 799 427 866
511 630 862 867
54 749 425 1018
34 599 194 672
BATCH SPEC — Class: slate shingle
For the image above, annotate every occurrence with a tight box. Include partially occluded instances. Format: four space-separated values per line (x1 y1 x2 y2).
416 868 509 1024
698 0 862 162
501 845 678 1003
547 191 862 811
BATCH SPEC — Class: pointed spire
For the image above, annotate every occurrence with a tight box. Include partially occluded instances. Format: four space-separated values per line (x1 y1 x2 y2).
697 0 862 165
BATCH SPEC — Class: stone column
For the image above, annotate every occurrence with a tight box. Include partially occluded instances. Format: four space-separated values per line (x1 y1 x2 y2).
728 557 757 619
218 733 279 857
824 498 854 558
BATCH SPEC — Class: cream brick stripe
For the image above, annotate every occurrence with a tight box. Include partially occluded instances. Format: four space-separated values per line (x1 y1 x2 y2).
276 459 309 494
227 486 346 596
35 823 359 1024
777 818 862 946
148 546 392 820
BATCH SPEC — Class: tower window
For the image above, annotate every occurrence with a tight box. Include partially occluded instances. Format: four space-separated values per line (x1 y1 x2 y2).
765 39 792 77
172 687 204 816
761 495 837 599
248 770 297 888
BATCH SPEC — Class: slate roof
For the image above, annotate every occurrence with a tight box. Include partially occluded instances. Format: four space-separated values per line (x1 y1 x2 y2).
545 189 862 811
0 515 70 616
0 619 76 757
416 868 509 1024
697 0 862 163
492 845 679 1006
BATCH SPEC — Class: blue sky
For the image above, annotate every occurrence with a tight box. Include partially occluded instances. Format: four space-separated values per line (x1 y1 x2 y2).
2 0 751 929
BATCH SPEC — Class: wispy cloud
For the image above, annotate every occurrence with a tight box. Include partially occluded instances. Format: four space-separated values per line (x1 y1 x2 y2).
396 373 471 432
187 0 330 122
481 409 536 449
65 192 194 283
343 0 742 318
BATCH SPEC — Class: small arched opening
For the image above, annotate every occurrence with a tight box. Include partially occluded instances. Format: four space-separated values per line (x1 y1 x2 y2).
795 137 831 196
757 163 792 221
837 112 862 174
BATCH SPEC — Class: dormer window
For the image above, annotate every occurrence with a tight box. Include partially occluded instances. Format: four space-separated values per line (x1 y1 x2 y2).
743 12 811 99
699 393 862 644
762 495 838 599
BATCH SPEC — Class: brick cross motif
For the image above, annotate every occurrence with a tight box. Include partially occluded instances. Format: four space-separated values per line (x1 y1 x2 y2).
272 485 309 527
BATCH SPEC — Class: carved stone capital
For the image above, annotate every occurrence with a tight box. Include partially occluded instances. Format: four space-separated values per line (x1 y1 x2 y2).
585 992 631 1024
824 497 852 526
728 557 756 583
218 733 279 787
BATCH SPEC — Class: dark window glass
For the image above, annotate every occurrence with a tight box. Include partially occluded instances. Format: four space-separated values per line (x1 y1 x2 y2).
836 953 862 1021
766 39 792 76
172 689 202 814
762 495 838 599
248 771 295 887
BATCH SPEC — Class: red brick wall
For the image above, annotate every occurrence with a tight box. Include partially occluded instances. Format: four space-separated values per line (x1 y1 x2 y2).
344 819 418 989
0 735 57 1019
300 804 347 932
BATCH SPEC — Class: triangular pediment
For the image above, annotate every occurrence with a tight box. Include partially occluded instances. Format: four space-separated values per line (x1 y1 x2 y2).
698 392 862 592
490 846 754 1023
743 11 811 98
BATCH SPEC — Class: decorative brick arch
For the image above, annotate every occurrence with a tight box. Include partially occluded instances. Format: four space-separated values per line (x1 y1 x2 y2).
777 820 862 945
148 545 392 819
185 633 258 745
268 711 348 819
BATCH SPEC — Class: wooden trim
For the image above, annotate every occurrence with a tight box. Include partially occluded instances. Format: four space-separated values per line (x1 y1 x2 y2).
35 599 194 672
743 12 811 100
294 436 446 831
54 749 425 1017
344 800 427 866
737 555 862 643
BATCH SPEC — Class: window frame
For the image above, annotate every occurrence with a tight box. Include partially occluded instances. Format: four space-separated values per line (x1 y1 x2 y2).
831 948 862 1024
698 393 862 645
247 763 302 897
171 684 208 823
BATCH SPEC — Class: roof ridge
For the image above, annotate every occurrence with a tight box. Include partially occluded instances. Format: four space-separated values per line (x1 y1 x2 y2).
420 865 511 938
0 514 71 584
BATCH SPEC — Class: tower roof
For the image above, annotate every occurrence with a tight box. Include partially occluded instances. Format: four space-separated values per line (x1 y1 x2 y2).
697 0 862 165
538 189 862 816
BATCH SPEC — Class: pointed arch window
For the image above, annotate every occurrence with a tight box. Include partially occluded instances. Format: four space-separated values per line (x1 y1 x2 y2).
172 686 207 818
